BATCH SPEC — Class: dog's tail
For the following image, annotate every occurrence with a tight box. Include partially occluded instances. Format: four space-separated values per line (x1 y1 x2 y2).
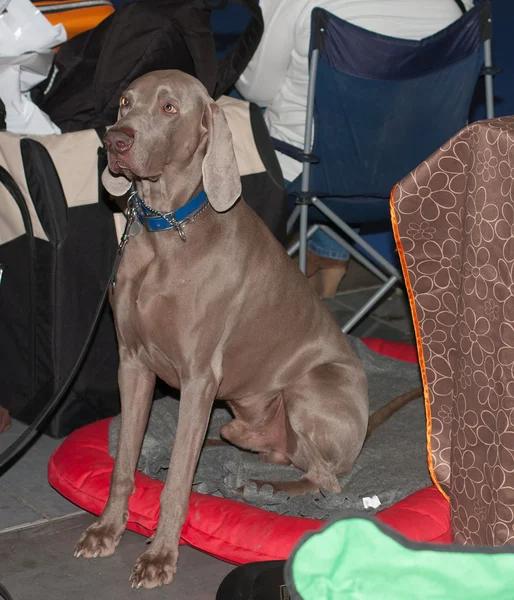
365 387 423 441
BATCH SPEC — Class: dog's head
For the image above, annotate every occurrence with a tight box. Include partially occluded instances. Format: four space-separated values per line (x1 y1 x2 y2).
102 70 241 212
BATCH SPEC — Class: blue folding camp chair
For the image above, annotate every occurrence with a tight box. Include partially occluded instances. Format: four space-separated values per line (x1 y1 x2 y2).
279 0 493 333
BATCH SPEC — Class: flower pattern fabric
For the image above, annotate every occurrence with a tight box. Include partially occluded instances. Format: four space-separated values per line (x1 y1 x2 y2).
393 116 514 546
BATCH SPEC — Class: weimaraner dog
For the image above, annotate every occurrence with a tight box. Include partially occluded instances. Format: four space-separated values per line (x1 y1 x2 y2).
74 70 368 589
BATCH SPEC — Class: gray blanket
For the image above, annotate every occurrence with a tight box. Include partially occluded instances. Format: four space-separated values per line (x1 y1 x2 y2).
109 338 430 519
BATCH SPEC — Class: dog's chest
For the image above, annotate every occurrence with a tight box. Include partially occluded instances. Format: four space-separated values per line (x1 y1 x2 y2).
113 278 181 342
110 250 224 383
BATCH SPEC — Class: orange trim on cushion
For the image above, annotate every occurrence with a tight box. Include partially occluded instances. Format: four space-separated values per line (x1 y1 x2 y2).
390 186 449 503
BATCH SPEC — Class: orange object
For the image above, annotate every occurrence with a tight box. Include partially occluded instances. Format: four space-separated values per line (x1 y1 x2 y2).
35 0 114 40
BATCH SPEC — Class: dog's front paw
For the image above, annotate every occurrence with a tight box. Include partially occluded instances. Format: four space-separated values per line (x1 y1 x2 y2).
74 520 124 559
130 549 177 589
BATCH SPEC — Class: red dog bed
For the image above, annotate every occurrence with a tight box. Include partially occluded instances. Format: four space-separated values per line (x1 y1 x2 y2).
48 338 451 564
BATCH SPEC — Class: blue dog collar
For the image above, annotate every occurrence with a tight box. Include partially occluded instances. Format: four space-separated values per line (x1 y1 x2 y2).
129 186 208 238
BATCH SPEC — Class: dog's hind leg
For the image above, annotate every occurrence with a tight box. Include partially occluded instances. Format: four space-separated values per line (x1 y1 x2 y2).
251 362 368 496
237 362 368 497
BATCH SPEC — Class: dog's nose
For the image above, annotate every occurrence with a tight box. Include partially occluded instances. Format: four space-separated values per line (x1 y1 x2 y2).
104 128 135 154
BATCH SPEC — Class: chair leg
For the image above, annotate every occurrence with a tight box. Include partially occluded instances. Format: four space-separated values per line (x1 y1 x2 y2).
287 205 301 234
483 37 494 119
287 224 319 257
341 275 399 334
298 204 309 273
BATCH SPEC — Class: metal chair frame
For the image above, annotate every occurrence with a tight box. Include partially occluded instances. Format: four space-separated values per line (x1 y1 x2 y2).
285 4 495 334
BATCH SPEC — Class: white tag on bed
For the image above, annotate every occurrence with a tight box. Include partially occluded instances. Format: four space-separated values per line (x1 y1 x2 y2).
362 495 381 509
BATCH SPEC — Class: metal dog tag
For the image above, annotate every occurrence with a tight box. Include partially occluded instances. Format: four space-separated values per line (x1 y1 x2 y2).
129 219 142 237
111 208 137 293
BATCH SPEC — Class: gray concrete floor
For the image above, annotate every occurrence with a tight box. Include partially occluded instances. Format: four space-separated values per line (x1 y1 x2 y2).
0 260 414 600
0 514 234 600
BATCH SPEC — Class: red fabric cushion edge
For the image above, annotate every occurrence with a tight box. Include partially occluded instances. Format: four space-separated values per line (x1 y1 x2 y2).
361 337 418 363
48 338 450 564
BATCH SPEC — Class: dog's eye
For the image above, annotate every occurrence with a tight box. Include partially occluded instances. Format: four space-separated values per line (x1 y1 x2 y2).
120 96 129 108
163 103 177 114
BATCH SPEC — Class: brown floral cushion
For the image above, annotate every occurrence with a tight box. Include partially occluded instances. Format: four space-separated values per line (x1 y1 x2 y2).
392 116 514 546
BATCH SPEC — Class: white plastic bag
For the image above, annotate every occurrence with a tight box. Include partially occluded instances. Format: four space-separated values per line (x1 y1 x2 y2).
0 0 67 135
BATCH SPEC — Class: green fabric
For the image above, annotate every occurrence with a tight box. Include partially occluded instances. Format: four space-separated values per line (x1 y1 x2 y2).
289 517 514 600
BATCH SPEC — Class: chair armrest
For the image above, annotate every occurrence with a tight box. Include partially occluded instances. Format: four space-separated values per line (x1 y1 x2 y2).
271 138 319 163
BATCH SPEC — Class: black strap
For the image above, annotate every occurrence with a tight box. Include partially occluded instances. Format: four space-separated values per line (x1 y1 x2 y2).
20 139 69 248
213 0 264 99
95 126 107 142
0 582 13 600
453 0 467 14
0 98 6 131
0 167 37 424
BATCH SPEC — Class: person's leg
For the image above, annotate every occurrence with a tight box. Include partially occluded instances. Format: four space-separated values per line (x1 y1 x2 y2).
304 229 350 298
307 229 350 261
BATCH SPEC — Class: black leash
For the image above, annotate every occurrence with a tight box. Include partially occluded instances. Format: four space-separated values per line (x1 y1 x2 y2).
453 0 467 14
0 582 13 600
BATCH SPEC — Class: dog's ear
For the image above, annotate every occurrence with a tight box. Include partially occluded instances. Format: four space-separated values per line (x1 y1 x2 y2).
102 167 132 196
202 102 241 212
